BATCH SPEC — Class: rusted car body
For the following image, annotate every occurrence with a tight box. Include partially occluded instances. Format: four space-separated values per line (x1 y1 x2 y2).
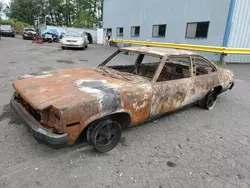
11 47 234 152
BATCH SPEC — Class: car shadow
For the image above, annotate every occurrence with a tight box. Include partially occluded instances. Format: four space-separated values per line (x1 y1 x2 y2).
0 103 25 125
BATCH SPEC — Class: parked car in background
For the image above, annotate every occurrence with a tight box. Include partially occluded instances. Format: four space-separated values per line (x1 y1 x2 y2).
41 29 60 43
0 25 15 37
23 28 37 40
10 47 234 153
85 32 93 44
60 31 88 50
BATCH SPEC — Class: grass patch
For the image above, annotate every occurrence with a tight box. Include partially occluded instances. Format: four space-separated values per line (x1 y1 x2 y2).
215 61 224 66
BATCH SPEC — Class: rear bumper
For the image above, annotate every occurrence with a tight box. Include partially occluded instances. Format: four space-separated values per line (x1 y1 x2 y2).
10 95 68 148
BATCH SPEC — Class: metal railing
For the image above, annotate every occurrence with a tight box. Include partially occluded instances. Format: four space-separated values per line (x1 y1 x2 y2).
112 39 250 63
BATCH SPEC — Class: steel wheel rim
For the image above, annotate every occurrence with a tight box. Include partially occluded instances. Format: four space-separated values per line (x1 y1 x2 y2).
207 92 217 109
96 122 117 147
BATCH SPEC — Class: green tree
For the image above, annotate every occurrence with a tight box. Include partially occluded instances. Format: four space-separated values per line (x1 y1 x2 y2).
0 0 6 19
73 12 93 28
6 0 103 27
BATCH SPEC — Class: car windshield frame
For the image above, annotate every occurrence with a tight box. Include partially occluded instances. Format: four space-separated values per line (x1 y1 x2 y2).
65 31 83 37
0 25 12 30
98 49 165 82
24 28 36 32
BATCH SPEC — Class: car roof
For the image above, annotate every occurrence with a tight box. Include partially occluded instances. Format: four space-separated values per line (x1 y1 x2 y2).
120 47 198 57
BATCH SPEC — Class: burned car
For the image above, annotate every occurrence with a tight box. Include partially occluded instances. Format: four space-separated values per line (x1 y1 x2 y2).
11 47 234 152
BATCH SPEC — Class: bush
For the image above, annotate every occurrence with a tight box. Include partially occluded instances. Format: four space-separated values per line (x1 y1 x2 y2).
0 19 32 35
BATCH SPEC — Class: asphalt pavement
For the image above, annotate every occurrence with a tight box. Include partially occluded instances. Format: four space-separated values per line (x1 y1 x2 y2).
0 37 249 188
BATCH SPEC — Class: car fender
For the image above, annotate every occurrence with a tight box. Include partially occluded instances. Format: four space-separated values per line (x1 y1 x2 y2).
82 109 132 130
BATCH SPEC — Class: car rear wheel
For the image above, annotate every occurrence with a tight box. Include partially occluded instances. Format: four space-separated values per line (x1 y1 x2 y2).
90 119 122 153
199 89 217 110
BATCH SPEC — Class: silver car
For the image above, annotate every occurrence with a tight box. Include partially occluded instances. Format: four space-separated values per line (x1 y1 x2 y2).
61 31 88 50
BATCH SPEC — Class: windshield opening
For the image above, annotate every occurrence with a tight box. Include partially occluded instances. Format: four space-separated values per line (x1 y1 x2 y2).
65 31 83 37
0 25 11 30
99 50 162 81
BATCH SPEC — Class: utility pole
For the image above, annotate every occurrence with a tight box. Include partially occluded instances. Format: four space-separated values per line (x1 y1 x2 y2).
45 15 49 29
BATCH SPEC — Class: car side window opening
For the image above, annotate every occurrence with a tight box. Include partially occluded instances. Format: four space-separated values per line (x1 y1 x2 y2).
194 57 216 76
156 56 191 82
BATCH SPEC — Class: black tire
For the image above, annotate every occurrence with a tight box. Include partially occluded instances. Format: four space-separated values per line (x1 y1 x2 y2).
199 89 217 110
82 46 85 50
61 46 65 50
85 44 88 49
90 119 122 153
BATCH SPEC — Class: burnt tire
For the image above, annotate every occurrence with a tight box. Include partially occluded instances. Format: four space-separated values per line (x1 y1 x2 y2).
199 89 217 110
90 119 122 153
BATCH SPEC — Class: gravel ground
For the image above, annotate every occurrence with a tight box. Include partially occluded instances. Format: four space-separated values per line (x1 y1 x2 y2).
0 37 249 188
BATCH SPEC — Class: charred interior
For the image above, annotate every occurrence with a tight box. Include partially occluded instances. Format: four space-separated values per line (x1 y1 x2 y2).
107 52 216 81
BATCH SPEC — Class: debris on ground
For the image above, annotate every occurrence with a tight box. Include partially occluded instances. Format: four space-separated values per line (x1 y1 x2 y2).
167 161 177 167
120 156 126 162
119 137 129 146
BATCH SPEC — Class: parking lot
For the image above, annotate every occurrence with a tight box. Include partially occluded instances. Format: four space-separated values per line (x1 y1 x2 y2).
0 37 250 188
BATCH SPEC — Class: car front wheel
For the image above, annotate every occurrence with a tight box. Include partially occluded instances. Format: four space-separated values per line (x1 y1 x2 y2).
199 90 217 110
90 119 122 153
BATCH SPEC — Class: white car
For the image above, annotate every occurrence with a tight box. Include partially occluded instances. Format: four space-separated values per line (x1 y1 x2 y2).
61 31 89 50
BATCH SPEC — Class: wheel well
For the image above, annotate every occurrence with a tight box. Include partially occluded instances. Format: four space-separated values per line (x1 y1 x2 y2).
77 112 131 143
214 86 222 95
95 112 131 129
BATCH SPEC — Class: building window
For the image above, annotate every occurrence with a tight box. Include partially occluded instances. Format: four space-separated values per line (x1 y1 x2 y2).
131 26 140 37
185 22 210 39
116 27 123 37
152 24 166 37
106 28 112 36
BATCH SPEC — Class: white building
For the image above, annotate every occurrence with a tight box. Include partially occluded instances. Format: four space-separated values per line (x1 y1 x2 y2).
103 0 250 63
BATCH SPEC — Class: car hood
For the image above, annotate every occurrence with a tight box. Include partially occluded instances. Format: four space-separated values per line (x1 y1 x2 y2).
25 31 36 34
62 36 83 41
13 68 151 110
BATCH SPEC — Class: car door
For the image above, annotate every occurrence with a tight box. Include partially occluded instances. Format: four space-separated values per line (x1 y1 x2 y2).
150 56 194 117
191 56 219 101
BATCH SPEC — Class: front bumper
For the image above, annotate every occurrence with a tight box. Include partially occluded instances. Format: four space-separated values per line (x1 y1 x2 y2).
10 95 68 148
23 34 34 39
0 32 15 37
61 41 85 48
229 81 235 90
